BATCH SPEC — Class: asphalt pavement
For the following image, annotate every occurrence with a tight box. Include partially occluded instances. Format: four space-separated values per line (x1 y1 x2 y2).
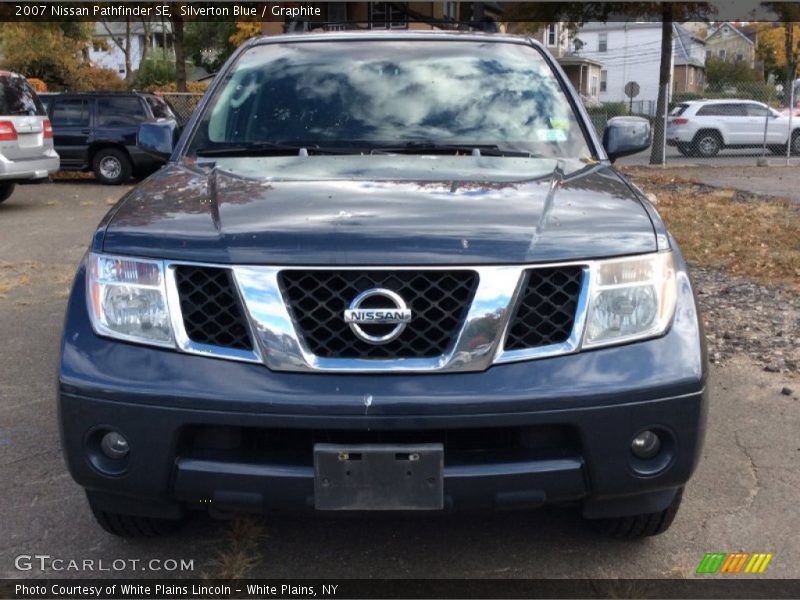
0 181 798 580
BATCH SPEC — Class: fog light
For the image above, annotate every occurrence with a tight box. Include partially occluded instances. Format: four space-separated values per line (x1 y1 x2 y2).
100 432 129 460
631 430 661 459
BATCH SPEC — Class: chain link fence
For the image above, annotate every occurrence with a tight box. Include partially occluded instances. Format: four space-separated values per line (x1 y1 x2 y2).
158 92 206 126
587 80 800 165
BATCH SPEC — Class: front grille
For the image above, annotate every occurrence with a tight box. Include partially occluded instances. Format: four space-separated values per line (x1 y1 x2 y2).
504 266 584 351
279 270 478 359
174 266 253 351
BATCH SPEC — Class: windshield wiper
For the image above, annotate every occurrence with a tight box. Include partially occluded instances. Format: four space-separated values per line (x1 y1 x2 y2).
195 142 356 157
369 142 535 158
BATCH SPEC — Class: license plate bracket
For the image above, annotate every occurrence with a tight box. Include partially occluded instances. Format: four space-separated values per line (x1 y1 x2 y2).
314 443 444 511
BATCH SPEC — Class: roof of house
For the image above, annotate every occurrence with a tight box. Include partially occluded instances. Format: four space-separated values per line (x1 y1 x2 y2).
705 22 755 46
578 21 662 32
557 55 603 68
673 23 705 68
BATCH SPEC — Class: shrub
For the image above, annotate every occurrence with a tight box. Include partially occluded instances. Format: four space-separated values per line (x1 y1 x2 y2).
72 66 127 91
602 102 629 117
146 81 209 94
26 78 48 92
134 52 176 90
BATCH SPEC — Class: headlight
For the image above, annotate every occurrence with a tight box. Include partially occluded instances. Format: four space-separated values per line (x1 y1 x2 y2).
87 253 174 347
583 252 677 348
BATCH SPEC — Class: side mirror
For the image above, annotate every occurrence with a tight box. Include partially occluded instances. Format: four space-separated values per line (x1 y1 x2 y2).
137 120 178 160
603 116 652 162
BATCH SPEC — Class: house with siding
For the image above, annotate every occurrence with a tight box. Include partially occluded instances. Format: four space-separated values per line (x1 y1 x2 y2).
575 22 706 110
704 22 756 69
90 21 173 79
528 23 604 105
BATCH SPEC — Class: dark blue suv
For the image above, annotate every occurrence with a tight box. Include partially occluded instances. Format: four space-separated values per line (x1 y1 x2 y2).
46 91 175 184
58 32 707 538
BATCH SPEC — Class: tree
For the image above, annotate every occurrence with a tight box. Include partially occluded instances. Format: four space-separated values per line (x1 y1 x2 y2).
0 23 84 89
185 21 238 72
649 3 673 165
230 20 262 47
705 57 760 86
100 19 134 82
168 5 187 92
758 6 800 104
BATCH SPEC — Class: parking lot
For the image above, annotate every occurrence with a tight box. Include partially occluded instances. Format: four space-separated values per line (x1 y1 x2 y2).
0 179 798 580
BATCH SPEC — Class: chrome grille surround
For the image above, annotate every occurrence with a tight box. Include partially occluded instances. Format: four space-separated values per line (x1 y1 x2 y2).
164 262 593 373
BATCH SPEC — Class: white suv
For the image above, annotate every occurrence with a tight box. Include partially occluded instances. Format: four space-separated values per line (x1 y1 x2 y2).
666 99 800 157
0 71 60 203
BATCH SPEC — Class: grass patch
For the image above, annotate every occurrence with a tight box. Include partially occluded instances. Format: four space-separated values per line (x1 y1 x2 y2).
0 261 74 299
625 169 800 289
0 261 39 297
52 171 93 180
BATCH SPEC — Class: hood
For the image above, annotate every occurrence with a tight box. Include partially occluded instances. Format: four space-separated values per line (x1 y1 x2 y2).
100 156 656 265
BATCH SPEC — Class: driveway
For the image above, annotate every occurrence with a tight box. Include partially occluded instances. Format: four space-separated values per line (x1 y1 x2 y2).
0 181 798 580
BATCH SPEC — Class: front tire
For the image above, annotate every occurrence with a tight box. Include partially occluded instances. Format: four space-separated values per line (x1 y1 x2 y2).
0 181 16 203
87 494 184 537
693 131 722 158
593 488 683 539
92 148 132 185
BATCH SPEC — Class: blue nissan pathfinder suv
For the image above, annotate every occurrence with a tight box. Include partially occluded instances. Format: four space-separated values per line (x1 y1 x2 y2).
58 32 707 538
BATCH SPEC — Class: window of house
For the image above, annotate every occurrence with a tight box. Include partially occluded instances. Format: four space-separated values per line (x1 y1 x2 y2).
598 32 608 52
722 27 730 37
718 49 726 59
443 1 458 21
597 32 608 52
51 99 90 127
600 69 607 92
369 2 408 29
590 75 598 97
736 51 744 62
547 24 558 46
706 49 711 60
96 97 147 127
92 40 102 52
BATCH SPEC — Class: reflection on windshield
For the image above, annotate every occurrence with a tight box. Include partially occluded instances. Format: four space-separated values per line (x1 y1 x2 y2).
191 40 592 159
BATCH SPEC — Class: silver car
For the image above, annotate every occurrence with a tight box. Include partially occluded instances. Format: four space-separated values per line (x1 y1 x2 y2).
0 71 60 203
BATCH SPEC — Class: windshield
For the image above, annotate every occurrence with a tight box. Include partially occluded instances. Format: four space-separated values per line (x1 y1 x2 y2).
186 40 593 159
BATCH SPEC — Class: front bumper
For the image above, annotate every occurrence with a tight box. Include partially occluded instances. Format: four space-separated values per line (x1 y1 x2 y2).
0 152 59 180
59 256 708 519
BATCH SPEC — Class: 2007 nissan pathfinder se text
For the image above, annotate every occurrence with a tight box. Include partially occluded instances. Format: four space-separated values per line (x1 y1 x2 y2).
58 32 708 539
